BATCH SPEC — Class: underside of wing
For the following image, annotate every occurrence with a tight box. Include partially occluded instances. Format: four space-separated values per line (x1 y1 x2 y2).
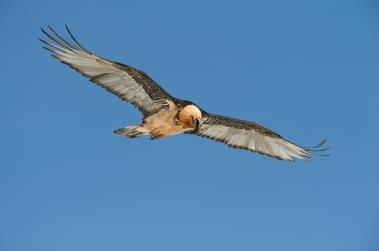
196 113 329 161
40 25 173 117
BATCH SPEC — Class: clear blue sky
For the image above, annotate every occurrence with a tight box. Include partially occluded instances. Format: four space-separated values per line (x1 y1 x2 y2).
1 0 379 250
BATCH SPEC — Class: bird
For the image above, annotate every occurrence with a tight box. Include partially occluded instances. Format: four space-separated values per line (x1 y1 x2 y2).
40 25 329 161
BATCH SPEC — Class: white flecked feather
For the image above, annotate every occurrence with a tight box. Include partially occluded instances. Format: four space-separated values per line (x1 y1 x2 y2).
198 124 312 161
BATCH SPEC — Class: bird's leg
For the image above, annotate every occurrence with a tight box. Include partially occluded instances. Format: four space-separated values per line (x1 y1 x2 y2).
149 129 166 140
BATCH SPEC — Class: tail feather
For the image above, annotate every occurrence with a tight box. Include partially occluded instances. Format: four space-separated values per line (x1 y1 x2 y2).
114 126 149 138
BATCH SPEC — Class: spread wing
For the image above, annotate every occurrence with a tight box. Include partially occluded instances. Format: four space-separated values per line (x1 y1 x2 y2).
196 112 329 161
40 25 174 117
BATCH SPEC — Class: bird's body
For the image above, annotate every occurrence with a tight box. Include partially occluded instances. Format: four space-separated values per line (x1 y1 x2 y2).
40 26 329 161
142 100 186 139
116 100 202 139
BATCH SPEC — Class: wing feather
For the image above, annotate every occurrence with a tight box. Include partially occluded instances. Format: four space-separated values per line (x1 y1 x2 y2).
196 113 329 161
40 25 173 117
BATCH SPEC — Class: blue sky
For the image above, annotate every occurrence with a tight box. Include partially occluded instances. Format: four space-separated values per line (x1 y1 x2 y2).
1 0 379 250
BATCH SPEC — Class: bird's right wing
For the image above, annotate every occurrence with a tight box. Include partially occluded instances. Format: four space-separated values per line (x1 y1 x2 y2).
40 25 174 117
195 112 329 161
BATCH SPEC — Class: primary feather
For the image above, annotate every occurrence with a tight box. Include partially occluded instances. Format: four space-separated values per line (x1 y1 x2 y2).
40 25 172 117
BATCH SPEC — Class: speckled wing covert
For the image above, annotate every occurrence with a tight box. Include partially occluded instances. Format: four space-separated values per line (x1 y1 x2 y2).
196 113 329 161
40 25 173 117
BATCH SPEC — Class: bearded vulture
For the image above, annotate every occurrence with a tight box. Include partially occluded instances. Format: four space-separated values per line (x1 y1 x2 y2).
40 25 329 161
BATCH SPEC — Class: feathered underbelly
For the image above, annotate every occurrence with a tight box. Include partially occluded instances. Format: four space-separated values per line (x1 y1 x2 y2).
142 101 190 138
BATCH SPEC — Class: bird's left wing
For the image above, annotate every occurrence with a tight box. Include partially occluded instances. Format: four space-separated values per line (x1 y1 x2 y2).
195 112 328 161
40 25 173 117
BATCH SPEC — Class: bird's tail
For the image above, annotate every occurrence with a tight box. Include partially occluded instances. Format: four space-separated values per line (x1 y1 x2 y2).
114 125 150 138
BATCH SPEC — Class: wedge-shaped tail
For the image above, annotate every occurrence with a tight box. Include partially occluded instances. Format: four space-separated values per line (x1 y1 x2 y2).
114 126 150 138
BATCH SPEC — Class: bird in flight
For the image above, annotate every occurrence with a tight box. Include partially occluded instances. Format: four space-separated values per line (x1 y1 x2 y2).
40 25 329 161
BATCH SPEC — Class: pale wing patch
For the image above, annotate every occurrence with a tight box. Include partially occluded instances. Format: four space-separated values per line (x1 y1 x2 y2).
89 73 161 112
40 26 169 116
198 124 314 161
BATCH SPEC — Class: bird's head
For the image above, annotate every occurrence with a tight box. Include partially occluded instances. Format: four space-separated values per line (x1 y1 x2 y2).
179 104 203 130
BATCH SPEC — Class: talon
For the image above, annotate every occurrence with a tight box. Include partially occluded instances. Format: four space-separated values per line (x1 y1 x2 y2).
153 100 170 110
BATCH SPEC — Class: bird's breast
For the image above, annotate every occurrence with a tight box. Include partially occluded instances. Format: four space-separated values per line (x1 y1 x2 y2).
143 100 192 138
